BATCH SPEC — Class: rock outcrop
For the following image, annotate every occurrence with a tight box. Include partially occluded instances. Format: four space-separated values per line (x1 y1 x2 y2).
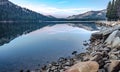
65 24 120 72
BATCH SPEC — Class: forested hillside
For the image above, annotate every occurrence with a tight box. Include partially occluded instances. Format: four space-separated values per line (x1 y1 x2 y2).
0 0 54 21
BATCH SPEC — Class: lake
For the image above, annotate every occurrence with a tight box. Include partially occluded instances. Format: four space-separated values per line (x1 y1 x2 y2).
0 22 98 72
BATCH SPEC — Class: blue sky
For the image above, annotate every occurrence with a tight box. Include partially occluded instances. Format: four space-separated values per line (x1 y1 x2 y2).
9 0 110 18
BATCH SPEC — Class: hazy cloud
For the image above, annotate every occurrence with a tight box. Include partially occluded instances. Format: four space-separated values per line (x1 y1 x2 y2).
17 4 93 18
9 0 100 18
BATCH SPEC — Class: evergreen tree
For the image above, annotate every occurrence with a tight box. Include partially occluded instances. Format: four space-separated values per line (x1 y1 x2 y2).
106 0 120 21
106 1 112 21
111 0 119 21
110 0 115 20
116 0 120 19
114 0 119 20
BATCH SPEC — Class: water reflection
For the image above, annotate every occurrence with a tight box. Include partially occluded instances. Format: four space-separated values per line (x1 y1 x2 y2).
0 22 98 46
0 22 98 72
0 22 49 46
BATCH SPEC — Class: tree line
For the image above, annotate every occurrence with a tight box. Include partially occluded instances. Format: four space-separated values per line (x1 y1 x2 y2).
106 0 120 21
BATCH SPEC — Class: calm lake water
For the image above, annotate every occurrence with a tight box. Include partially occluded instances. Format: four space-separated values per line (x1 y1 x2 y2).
0 22 98 72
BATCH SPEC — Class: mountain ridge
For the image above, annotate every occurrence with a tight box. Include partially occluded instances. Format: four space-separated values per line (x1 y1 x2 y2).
0 0 56 21
67 9 107 20
0 0 107 21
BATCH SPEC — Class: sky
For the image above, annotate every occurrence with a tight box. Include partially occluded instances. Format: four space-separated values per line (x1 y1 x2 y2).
9 0 110 18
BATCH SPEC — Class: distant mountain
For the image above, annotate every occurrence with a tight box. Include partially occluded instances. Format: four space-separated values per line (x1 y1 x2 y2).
0 0 55 21
67 10 107 20
0 0 107 21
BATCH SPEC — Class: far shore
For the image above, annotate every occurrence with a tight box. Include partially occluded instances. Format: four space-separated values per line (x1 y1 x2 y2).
1 20 119 28
0 20 106 23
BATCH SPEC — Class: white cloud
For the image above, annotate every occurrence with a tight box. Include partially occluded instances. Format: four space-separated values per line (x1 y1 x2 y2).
9 0 94 18
18 4 94 18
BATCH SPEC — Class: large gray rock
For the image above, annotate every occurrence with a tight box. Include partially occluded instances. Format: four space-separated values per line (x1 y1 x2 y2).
100 24 120 36
112 37 120 48
91 25 120 43
116 30 120 37
101 28 114 36
105 30 118 45
104 29 120 49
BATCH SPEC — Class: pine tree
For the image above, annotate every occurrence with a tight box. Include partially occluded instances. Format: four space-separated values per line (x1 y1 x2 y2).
106 0 120 21
110 0 115 20
114 0 119 20
116 0 120 19
106 1 112 21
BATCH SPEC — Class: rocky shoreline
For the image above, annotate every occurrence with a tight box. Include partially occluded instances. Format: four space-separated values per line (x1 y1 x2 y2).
95 21 120 27
30 23 120 72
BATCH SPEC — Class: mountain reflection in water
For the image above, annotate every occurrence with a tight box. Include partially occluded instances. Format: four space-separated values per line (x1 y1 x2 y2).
0 22 98 72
